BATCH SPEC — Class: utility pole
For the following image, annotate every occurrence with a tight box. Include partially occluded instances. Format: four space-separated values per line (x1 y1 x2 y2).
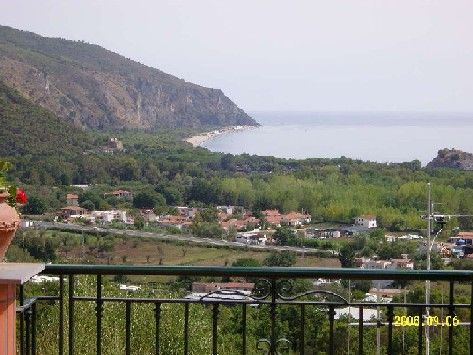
376 280 381 355
425 182 431 355
422 184 473 355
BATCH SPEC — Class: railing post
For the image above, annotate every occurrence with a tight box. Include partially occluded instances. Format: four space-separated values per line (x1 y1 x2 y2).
449 281 455 355
125 301 131 355
25 305 31 355
68 274 74 355
328 305 335 355
300 304 305 355
59 275 64 355
358 306 363 355
19 284 24 355
212 304 219 355
184 303 189 355
270 278 277 355
96 275 103 355
387 305 394 355
31 302 37 355
241 303 247 355
470 282 473 355
417 306 423 355
154 302 161 355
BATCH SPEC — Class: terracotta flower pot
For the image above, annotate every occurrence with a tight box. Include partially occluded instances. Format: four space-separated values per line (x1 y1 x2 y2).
0 192 20 260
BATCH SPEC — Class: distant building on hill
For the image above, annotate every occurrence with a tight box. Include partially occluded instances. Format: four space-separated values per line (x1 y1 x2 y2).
449 231 473 245
281 211 311 226
66 193 79 206
355 215 377 228
104 189 133 199
175 206 198 219
92 210 127 224
235 230 268 245
220 215 260 231
157 214 192 229
216 205 235 215
262 209 282 226
261 209 311 227
107 138 124 151
60 206 87 219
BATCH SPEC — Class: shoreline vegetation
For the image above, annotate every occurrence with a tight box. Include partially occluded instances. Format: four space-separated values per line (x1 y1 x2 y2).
185 125 256 147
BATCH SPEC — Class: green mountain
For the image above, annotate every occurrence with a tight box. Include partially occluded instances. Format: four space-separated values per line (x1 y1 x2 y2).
0 25 256 130
0 80 93 157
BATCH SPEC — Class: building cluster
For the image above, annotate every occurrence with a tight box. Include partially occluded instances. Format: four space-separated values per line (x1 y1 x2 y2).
58 193 388 247
354 254 415 289
304 215 378 239
354 254 415 270
59 192 133 224
444 231 473 258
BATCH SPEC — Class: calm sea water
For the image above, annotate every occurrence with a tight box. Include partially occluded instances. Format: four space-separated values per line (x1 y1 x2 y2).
202 112 473 165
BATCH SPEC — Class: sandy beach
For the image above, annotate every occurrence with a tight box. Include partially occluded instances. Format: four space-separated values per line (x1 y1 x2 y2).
185 125 255 147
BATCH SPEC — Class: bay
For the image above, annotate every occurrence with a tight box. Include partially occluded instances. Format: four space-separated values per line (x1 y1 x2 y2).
202 112 473 165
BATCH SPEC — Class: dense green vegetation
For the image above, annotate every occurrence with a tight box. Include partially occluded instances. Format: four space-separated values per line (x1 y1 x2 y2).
0 80 94 157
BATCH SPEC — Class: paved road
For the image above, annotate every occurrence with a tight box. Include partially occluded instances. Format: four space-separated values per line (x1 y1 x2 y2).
34 221 338 256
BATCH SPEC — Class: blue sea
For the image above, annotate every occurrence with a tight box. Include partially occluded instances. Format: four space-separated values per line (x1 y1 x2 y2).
202 112 473 165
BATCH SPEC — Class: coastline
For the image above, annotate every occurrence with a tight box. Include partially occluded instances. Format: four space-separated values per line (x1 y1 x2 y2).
184 125 256 147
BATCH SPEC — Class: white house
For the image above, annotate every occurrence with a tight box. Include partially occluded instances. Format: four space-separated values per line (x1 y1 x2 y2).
216 205 236 215
355 215 377 228
176 206 197 219
92 210 127 224
20 220 34 228
235 231 267 245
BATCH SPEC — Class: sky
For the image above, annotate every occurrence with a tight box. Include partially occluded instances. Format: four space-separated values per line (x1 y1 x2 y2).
1 0 472 112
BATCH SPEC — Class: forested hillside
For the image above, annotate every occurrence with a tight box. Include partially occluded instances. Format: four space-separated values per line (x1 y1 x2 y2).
0 80 94 156
0 25 256 130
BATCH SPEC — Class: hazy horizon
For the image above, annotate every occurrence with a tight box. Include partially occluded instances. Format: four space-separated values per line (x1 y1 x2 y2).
1 1 472 113
203 111 473 164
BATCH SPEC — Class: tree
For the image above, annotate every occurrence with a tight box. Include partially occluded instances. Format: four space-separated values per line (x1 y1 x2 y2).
162 187 183 205
133 192 159 209
22 196 46 215
339 243 355 268
414 252 443 270
80 199 95 211
195 208 218 223
263 251 296 267
79 191 104 210
272 227 296 246
134 215 145 230
191 222 223 238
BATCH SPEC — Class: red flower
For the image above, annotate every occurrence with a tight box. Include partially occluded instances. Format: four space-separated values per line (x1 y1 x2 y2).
16 188 27 204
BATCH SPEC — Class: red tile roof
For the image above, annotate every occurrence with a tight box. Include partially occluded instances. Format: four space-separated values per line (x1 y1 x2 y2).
457 231 473 238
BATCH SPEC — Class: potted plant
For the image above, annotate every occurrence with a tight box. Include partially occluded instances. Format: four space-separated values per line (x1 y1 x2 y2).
0 161 27 260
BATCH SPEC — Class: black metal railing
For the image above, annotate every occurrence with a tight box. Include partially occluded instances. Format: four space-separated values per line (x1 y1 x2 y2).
16 265 473 355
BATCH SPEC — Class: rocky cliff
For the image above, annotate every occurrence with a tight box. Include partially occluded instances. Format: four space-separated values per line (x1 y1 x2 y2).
427 148 473 170
0 25 257 130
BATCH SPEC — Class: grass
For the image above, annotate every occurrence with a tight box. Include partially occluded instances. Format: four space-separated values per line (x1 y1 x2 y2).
56 233 340 267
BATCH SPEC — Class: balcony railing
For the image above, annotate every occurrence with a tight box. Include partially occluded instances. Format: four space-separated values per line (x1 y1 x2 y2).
16 265 473 355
